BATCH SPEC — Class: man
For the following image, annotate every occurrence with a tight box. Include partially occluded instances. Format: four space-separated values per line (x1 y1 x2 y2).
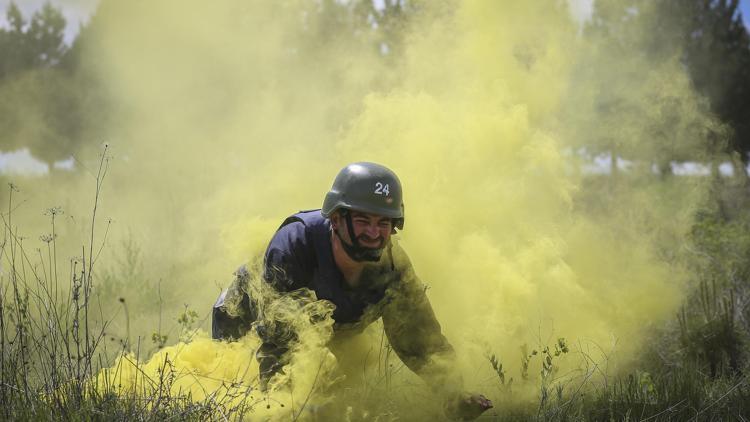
212 162 492 420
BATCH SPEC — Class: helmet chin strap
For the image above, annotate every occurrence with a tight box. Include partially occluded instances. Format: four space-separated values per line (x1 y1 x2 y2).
333 210 384 262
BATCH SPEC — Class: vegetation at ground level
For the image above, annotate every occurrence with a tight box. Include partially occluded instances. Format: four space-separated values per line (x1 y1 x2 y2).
1 168 749 420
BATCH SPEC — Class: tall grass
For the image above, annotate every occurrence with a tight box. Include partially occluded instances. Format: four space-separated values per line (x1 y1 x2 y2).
0 148 242 420
1 156 750 420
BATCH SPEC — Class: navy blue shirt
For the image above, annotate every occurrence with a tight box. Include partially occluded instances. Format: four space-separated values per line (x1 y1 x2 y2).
263 210 394 329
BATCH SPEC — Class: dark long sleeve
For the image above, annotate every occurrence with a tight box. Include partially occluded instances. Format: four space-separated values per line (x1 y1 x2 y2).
212 265 256 340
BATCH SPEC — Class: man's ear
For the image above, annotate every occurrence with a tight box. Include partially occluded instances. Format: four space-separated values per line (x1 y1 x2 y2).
330 212 340 230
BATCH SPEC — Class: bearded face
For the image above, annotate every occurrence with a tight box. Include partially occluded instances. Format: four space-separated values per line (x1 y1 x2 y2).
331 210 393 262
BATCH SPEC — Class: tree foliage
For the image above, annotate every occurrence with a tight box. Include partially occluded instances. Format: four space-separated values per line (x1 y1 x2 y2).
0 2 67 78
585 0 750 173
0 2 107 166
684 1 750 166
1 0 748 171
0 0 416 167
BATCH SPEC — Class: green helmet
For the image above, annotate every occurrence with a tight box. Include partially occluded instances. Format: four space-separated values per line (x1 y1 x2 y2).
322 162 404 230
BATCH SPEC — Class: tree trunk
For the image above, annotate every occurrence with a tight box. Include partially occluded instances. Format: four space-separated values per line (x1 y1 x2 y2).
729 151 750 188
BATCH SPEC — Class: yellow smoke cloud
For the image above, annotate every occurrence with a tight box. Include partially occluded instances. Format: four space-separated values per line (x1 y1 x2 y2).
4 0 722 418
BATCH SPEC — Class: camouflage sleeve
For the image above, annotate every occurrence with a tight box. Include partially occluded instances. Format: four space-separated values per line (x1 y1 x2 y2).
212 265 257 340
211 264 292 390
381 243 463 393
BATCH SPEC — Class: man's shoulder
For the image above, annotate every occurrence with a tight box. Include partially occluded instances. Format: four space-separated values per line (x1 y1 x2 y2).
382 240 427 300
268 209 329 253
279 209 329 231
389 238 413 270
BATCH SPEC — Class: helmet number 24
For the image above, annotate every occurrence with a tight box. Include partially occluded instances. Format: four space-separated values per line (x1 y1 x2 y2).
374 182 390 196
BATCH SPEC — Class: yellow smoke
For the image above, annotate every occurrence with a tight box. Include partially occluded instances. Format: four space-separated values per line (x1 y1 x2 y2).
4 0 723 418
97 287 341 420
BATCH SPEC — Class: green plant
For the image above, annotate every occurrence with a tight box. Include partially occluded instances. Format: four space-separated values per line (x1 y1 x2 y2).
177 305 200 342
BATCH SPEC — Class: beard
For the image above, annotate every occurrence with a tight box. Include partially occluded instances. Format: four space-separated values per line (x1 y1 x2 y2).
334 228 386 262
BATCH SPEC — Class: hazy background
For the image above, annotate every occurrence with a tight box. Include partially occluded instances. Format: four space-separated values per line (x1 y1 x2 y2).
2 0 750 418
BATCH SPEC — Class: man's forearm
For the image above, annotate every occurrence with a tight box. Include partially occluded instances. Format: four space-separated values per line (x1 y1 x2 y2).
256 341 289 390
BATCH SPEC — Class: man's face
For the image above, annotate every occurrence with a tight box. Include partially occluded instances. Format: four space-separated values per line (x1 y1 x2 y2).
333 210 393 249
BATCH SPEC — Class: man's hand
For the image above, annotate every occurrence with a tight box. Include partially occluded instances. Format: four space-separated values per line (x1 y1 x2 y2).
443 392 493 421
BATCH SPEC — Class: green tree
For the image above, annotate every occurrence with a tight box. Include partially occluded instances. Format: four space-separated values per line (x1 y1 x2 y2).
564 0 719 178
27 2 67 67
683 0 750 178
0 2 28 78
292 0 415 59
0 2 106 166
583 0 750 178
0 2 67 79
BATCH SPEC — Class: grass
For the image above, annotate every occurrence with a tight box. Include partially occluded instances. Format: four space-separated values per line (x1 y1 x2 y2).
1 157 749 420
0 149 246 420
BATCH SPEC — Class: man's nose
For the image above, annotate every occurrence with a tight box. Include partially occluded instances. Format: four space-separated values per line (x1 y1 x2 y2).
364 224 380 238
